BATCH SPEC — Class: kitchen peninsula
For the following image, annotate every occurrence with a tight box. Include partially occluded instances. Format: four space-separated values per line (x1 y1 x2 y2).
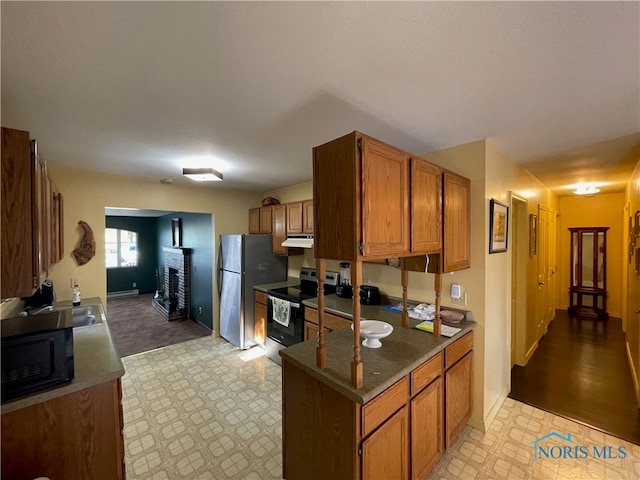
280 130 474 479
280 297 475 479
1 298 126 480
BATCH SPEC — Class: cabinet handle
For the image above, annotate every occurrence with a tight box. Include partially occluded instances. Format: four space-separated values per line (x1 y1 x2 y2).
635 310 640 314
538 282 545 286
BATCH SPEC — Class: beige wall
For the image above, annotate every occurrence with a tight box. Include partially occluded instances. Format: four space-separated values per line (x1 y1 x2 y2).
48 165 262 334
558 193 625 318
625 158 640 404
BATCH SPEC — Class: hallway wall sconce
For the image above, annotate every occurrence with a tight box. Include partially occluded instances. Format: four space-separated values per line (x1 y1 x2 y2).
182 167 223 182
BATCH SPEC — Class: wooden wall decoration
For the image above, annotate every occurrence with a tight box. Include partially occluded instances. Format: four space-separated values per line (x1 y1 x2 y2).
72 220 96 266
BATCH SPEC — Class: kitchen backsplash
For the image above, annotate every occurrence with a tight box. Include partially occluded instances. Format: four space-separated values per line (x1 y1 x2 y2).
291 248 439 304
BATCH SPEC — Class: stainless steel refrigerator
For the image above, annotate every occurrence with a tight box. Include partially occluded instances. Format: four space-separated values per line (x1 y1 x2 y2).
218 234 287 349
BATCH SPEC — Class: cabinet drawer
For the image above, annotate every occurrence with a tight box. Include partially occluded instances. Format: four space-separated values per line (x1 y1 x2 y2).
411 352 442 396
255 290 267 305
445 331 473 369
362 377 408 437
304 308 351 331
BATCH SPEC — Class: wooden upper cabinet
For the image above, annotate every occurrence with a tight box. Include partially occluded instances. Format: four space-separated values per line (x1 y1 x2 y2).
361 137 410 258
248 208 260 233
259 206 273 234
442 171 470 272
0 128 48 298
272 204 287 255
313 132 410 261
411 159 442 254
303 199 314 234
286 201 303 234
51 188 64 263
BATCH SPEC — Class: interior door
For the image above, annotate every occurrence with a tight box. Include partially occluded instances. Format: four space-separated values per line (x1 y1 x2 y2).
537 206 549 338
546 208 557 326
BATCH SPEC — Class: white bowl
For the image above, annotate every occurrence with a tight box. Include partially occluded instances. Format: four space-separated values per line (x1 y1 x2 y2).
352 320 393 348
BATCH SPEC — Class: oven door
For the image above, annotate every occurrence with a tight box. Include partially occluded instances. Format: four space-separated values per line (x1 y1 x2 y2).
267 293 304 347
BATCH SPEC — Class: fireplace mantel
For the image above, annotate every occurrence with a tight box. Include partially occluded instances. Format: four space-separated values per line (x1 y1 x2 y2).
162 246 192 254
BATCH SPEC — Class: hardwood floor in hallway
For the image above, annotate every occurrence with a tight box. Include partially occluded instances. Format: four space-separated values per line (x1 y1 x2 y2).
509 309 640 445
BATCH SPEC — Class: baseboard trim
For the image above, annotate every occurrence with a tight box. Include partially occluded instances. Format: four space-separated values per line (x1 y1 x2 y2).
467 415 485 433
484 384 510 431
625 340 640 409
195 320 212 335
107 289 139 299
525 340 539 364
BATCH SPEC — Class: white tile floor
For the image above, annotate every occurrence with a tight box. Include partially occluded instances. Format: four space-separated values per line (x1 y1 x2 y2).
121 336 640 479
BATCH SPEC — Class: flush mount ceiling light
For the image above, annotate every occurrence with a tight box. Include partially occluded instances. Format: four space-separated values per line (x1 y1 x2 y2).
182 167 223 182
572 183 601 196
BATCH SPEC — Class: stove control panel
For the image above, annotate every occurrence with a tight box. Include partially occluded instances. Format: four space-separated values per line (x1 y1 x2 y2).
300 268 339 287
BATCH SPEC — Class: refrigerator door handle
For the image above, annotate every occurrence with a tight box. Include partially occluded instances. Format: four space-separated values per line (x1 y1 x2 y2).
217 240 222 297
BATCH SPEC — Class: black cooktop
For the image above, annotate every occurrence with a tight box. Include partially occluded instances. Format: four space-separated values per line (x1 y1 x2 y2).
267 285 317 302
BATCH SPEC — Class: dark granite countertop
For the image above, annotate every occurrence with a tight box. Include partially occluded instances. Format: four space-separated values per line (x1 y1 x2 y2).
280 294 476 404
1 297 125 414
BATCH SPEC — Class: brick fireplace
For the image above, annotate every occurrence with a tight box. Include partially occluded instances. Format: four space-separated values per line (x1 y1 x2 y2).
152 246 192 321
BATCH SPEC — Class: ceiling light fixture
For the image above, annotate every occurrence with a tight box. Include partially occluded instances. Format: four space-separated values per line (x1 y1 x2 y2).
572 184 600 196
182 167 223 182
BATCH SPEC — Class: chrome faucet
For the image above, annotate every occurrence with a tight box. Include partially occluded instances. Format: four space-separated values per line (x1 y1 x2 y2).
28 305 54 315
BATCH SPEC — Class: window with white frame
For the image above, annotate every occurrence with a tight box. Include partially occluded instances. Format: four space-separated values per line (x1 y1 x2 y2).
105 228 138 268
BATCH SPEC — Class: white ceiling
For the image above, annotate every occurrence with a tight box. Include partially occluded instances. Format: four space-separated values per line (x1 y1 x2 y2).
2 2 639 195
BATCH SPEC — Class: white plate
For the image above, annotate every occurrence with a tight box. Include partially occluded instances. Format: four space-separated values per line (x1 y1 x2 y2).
351 320 393 348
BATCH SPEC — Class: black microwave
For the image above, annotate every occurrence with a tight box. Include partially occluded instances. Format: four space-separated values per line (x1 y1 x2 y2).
1 311 74 403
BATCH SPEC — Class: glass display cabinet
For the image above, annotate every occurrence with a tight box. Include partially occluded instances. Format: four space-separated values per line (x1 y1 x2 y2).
568 227 609 319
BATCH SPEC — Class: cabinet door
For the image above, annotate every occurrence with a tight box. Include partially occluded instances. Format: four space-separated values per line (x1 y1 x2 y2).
286 201 303 234
411 378 444 480
303 199 314 234
1 379 125 480
362 405 409 480
411 159 442 254
361 137 410 258
249 208 260 234
32 141 47 286
304 320 330 341
445 351 473 447
442 172 470 271
259 206 273 234
272 204 287 255
254 300 267 346
41 165 53 274
1 128 38 297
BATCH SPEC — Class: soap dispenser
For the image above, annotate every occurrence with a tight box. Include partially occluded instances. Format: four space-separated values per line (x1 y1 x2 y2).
72 283 81 306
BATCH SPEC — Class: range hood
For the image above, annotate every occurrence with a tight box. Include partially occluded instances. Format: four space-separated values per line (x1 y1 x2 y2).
281 235 314 249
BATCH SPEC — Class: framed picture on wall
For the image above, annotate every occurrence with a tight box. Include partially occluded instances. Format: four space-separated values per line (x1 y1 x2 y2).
489 198 509 254
529 214 538 257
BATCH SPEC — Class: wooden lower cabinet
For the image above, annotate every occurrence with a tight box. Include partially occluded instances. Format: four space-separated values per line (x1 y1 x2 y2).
1 378 125 480
254 290 268 346
282 340 473 480
445 350 473 447
303 306 351 340
411 378 444 480
362 406 409 480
